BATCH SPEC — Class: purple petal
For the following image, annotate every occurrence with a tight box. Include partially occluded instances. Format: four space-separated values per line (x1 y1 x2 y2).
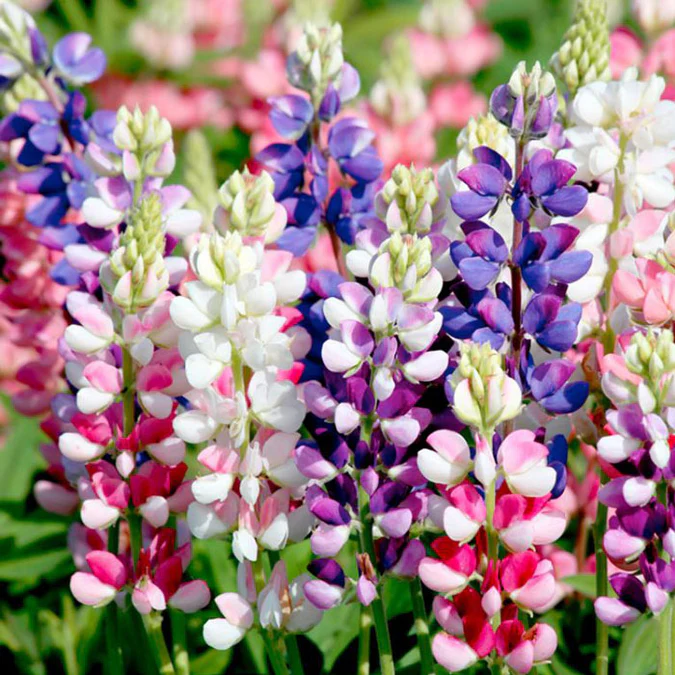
450 192 498 221
340 148 383 183
529 359 575 400
541 185 589 217
459 257 500 291
457 164 509 197
531 160 577 196
537 320 579 352
549 250 593 286
28 123 60 153
338 63 361 102
472 146 513 181
308 558 346 586
328 118 375 159
53 33 106 84
475 296 514 334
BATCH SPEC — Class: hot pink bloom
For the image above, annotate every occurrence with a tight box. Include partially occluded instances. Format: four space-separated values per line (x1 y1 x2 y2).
418 537 477 594
500 551 557 612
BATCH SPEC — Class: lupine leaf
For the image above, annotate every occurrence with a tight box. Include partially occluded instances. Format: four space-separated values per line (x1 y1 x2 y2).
617 614 658 675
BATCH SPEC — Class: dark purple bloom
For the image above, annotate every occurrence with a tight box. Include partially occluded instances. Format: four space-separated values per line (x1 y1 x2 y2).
307 558 346 587
327 118 382 183
514 224 592 293
451 148 512 220
610 573 647 613
511 150 588 222
527 359 589 414
441 284 513 349
546 434 568 499
450 222 508 290
522 291 582 352
53 33 106 85
319 85 341 121
489 83 557 139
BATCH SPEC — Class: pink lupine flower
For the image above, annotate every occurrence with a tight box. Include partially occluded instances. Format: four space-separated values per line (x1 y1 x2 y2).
70 550 128 607
81 460 130 530
613 258 675 324
495 619 557 673
498 430 557 498
418 537 477 594
610 28 644 78
500 551 557 613
429 82 487 130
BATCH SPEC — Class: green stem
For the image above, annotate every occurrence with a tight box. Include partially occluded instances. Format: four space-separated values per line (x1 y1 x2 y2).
122 348 136 436
595 134 628 675
261 631 290 675
105 521 123 675
142 613 176 675
358 605 372 675
409 577 433 675
127 511 143 566
171 610 189 675
285 633 304 675
594 492 609 675
358 485 395 675
659 600 673 675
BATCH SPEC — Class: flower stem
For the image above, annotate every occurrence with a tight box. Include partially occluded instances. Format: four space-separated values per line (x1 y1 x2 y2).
122 348 136 437
261 630 291 675
357 485 396 675
142 612 176 675
595 133 628 675
594 490 609 675
409 577 434 675
105 523 124 675
358 605 372 675
170 610 190 675
285 632 304 675
659 599 673 675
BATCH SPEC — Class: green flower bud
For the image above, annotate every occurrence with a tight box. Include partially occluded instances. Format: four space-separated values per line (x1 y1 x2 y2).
216 168 278 238
456 114 514 170
190 230 259 290
379 164 438 235
108 192 168 310
289 22 344 104
182 130 219 230
1 72 46 114
0 3 34 74
550 0 611 97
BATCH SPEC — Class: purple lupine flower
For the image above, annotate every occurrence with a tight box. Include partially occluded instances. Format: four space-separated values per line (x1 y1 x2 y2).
327 118 383 184
441 283 514 349
450 147 512 221
513 224 592 293
53 33 106 85
526 358 589 414
522 290 582 352
269 95 314 141
511 150 588 222
450 222 509 291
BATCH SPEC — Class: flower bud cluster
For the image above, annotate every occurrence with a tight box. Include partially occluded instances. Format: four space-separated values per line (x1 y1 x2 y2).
287 23 344 105
550 0 611 97
215 168 286 242
490 61 558 140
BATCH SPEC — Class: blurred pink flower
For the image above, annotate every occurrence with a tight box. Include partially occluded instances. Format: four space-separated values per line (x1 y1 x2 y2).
609 28 643 78
429 81 487 129
92 76 234 130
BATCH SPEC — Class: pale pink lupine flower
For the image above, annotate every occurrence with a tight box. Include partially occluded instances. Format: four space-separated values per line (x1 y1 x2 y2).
609 28 643 78
429 82 487 129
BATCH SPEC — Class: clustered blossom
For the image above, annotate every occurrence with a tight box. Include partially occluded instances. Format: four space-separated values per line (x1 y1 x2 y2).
168 163 318 650
594 329 675 626
256 21 383 256
418 343 566 673
6 3 675 674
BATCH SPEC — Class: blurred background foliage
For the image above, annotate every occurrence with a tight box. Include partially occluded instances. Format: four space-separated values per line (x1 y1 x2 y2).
0 0 652 674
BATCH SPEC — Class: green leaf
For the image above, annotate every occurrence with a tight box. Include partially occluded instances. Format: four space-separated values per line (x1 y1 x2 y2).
307 603 360 673
617 614 658 675
190 648 232 675
54 0 91 33
0 548 70 581
560 574 597 598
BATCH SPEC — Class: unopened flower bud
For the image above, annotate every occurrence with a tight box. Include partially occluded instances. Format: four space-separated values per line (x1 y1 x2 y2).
0 3 35 80
378 164 439 235
491 61 558 140
456 113 514 170
550 0 611 97
216 169 281 239
107 192 168 310
288 22 344 104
